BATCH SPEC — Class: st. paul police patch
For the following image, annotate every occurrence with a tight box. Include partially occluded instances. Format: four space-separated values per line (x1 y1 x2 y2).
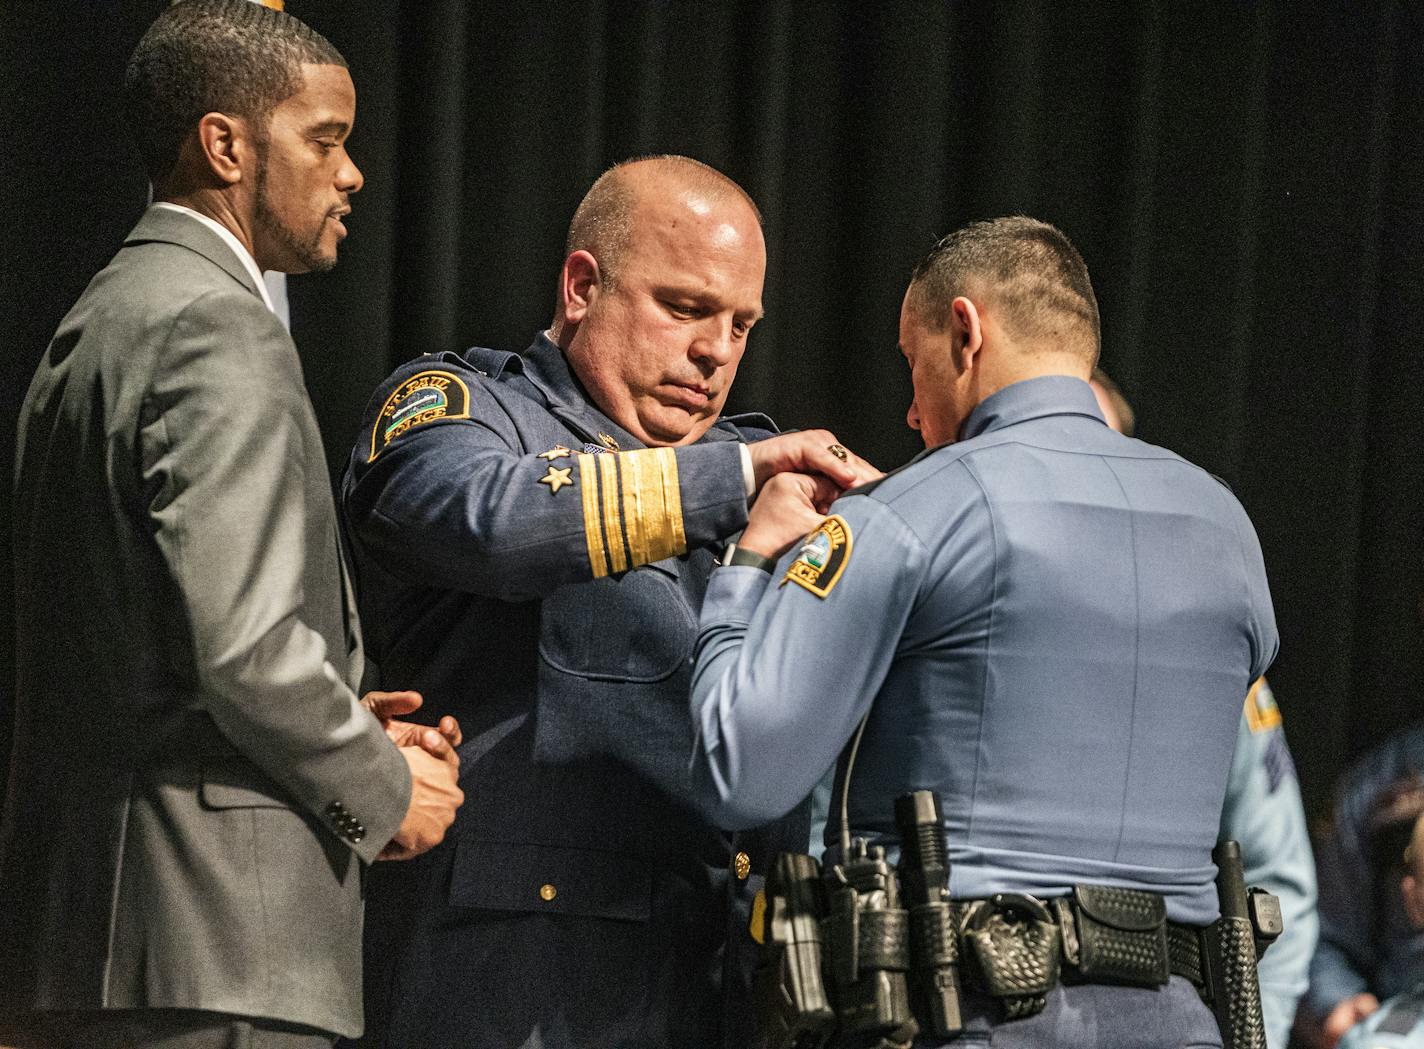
368 370 471 462
781 515 852 598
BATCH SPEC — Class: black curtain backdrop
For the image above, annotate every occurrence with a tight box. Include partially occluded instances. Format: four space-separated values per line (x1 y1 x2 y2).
3 2 1422 822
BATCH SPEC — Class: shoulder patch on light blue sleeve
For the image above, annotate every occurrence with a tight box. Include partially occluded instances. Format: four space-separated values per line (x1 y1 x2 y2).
1244 678 1281 734
781 515 852 598
368 369 472 462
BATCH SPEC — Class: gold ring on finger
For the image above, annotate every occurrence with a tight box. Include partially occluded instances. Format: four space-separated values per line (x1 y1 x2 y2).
827 443 849 462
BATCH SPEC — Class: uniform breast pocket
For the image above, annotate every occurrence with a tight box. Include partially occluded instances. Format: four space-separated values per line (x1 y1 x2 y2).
538 561 694 682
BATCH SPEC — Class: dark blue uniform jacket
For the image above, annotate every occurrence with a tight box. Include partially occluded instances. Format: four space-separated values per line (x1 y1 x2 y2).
341 334 803 1049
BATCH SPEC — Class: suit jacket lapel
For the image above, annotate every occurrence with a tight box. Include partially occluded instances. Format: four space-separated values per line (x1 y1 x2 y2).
125 206 264 301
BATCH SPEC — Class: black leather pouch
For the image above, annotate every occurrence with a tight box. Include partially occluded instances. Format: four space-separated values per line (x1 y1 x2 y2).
961 895 1059 1020
1059 885 1169 988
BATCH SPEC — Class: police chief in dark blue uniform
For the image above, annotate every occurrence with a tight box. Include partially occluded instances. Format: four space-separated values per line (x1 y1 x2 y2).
687 218 1279 1048
340 156 877 1049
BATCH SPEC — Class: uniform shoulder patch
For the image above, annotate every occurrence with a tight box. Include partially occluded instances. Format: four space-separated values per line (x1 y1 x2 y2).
781 515 852 598
368 369 471 462
1243 677 1282 734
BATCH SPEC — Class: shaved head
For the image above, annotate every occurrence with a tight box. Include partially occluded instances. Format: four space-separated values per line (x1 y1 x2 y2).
564 155 763 291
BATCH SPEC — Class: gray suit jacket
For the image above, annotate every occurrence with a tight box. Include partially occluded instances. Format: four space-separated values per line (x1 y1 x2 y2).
1 206 411 1039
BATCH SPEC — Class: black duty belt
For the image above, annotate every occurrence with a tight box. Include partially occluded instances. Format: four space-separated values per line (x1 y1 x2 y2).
950 886 1208 1020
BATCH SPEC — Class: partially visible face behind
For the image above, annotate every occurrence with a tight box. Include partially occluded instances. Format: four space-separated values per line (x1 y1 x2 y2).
1090 380 1125 434
898 289 974 449
567 186 766 447
1405 816 1424 929
252 62 363 274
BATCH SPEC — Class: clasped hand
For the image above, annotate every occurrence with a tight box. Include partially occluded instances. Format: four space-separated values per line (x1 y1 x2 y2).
361 690 464 861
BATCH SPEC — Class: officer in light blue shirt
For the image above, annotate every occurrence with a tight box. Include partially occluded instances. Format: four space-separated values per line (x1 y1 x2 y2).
1337 813 1424 1048
1224 679 1319 1047
688 217 1278 1047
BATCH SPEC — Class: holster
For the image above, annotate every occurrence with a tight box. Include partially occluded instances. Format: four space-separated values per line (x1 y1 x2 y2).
1055 885 1170 988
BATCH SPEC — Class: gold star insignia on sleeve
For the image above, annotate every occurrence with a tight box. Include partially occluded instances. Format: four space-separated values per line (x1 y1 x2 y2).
539 465 574 494
537 445 573 461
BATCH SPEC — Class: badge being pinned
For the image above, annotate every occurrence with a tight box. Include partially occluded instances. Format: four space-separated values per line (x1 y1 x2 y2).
781 515 852 598
368 370 470 462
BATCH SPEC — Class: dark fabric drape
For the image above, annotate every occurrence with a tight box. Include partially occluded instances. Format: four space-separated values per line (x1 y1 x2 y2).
4 1 1422 820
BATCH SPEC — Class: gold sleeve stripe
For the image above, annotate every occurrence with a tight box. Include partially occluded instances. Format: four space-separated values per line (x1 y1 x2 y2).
578 453 610 578
580 447 688 576
660 447 687 555
622 449 652 567
617 447 687 566
598 453 629 574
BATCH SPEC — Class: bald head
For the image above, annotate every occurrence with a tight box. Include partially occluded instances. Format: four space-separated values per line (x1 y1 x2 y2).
564 155 763 293
551 156 766 446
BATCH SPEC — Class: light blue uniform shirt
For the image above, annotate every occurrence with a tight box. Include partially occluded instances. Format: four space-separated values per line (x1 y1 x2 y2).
690 375 1278 925
1222 680 1318 1047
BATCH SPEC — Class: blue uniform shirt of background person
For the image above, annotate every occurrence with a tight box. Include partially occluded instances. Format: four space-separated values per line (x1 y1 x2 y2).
1223 679 1319 1046
1309 725 1424 1023
689 374 1278 926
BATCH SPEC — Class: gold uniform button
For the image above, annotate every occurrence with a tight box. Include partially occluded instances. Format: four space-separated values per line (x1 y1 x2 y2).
733 851 751 880
539 883 557 901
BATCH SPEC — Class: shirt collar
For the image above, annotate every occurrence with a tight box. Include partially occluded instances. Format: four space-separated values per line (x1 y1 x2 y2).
151 202 276 314
959 374 1107 442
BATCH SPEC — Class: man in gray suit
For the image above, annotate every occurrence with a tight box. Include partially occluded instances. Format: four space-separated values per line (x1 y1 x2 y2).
1 3 463 1047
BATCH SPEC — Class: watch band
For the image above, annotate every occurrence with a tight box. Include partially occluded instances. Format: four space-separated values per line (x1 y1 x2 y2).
722 542 777 574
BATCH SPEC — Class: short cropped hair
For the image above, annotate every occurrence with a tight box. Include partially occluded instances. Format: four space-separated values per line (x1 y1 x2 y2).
124 0 345 182
565 155 763 289
907 216 1101 358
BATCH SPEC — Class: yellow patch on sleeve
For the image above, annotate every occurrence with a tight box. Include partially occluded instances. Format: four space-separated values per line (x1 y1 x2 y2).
781 515 852 598
368 370 471 462
748 888 767 945
1243 677 1282 733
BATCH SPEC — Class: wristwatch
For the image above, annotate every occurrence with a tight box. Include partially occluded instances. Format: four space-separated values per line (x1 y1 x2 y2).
720 542 777 574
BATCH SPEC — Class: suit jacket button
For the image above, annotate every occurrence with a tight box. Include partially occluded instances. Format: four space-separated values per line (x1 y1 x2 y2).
733 851 751 880
539 883 557 901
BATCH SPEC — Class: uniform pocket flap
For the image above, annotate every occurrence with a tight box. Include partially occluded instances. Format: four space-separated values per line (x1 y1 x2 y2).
449 838 652 923
200 759 293 810
1071 885 1166 932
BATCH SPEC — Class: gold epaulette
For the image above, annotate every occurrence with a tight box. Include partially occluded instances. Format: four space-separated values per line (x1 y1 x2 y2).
578 448 687 578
